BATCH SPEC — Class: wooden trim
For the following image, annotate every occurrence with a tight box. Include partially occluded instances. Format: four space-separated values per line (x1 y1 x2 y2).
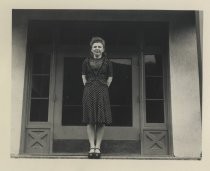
26 123 52 128
132 57 140 131
19 38 30 154
48 26 60 154
166 22 174 156
139 29 144 156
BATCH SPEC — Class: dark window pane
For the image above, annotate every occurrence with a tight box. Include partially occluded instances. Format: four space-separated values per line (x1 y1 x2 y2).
109 59 132 127
59 21 139 46
63 58 84 105
109 59 132 105
110 106 132 126
31 76 50 97
144 54 163 76
62 106 84 126
146 77 163 99
146 100 164 123
29 21 53 45
144 23 168 47
62 58 84 125
32 53 51 74
30 99 49 121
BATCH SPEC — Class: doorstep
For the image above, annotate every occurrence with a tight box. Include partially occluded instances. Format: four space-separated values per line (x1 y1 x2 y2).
11 153 200 160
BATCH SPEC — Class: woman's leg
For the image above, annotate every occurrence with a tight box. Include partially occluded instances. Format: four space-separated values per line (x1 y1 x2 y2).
95 124 105 150
87 124 95 152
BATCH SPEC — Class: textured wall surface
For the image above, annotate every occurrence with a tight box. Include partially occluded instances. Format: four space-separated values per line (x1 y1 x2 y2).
169 14 201 158
11 14 28 154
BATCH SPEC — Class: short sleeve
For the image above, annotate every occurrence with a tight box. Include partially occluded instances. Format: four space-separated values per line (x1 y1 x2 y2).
82 59 87 75
108 60 113 77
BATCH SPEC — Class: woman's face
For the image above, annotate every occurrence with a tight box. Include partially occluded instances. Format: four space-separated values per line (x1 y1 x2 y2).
91 42 104 57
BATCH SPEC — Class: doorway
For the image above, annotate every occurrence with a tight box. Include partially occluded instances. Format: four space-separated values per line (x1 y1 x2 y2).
25 20 171 156
53 21 141 155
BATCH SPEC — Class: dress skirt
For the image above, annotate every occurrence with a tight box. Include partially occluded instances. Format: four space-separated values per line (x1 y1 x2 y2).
82 80 112 125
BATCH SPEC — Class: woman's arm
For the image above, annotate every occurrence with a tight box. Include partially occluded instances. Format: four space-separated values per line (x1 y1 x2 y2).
107 77 113 87
82 75 87 85
107 59 113 87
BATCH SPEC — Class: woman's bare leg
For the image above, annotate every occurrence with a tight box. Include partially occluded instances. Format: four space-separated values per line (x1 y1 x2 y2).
95 124 105 150
87 124 95 152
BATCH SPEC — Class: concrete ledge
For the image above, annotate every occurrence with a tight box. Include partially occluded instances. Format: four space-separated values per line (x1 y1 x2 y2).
11 154 201 160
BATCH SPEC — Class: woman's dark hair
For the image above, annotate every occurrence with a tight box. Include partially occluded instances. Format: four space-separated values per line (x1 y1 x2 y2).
89 36 107 58
90 37 105 49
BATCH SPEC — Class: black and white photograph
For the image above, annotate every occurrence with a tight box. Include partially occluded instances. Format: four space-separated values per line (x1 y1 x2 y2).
10 9 202 160
3 0 210 170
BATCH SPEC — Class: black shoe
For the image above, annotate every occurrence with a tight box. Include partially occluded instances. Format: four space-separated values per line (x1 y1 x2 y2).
94 148 101 159
88 148 95 159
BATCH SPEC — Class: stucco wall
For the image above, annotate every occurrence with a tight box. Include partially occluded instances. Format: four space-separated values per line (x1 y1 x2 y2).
11 14 28 155
169 14 201 158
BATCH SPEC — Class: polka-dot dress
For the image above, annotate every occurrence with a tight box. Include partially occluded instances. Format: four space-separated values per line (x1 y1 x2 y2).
82 57 113 125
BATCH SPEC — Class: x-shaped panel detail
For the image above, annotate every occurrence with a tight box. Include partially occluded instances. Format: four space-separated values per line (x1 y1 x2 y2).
145 132 166 149
28 130 48 148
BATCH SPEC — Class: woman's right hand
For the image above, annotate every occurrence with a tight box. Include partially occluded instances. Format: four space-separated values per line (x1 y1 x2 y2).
82 75 87 86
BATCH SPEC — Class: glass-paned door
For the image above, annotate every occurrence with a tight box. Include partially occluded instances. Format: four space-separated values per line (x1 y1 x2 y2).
53 54 140 140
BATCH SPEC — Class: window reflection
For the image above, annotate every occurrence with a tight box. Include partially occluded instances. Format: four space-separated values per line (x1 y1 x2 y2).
111 59 131 65
145 54 163 76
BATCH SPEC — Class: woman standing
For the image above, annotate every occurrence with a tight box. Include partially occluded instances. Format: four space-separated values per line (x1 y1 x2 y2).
82 37 113 159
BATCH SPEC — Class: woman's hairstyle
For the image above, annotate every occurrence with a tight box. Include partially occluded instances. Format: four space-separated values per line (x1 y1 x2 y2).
90 36 105 48
89 36 107 58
